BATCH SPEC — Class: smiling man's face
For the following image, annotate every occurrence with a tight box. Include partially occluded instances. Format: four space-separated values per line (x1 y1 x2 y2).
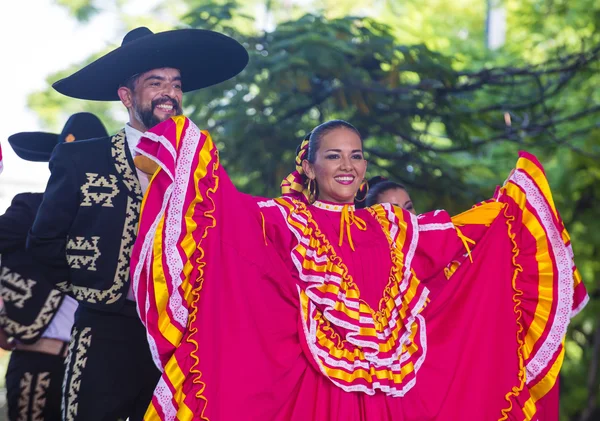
119 67 183 132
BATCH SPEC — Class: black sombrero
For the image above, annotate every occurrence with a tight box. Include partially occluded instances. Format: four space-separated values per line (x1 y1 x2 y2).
52 27 249 101
8 112 108 162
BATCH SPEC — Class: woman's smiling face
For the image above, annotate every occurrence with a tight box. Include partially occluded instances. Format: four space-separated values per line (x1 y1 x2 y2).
303 127 367 204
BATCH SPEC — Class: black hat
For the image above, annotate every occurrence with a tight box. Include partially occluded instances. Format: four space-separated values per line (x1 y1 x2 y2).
8 112 108 162
52 27 249 101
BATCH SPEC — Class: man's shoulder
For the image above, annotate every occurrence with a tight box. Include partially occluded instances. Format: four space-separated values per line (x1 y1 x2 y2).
59 134 113 151
53 133 120 162
10 192 43 211
12 192 43 203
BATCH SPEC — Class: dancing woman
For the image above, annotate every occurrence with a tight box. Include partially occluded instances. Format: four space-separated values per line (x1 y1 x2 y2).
131 116 587 421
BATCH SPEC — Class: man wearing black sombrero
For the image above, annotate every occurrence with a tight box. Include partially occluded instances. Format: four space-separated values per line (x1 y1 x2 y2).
26 26 248 421
1 112 108 421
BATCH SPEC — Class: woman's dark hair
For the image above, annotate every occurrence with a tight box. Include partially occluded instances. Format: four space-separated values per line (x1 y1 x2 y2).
361 176 408 208
306 120 361 163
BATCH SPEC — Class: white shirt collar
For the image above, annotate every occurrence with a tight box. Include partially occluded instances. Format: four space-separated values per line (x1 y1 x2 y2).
123 123 150 196
124 123 144 156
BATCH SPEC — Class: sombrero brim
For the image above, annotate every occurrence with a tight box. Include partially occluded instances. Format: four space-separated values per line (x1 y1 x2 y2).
8 132 59 162
52 29 249 101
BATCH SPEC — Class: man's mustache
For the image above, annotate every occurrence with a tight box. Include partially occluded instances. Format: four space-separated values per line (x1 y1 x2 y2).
152 97 180 111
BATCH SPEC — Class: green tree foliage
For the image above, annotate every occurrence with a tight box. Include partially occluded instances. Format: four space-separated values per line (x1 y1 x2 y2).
54 0 99 21
42 1 600 419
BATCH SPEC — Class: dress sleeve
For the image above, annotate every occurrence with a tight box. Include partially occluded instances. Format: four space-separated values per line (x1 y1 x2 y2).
444 152 586 412
403 201 502 299
131 117 306 420
131 116 286 369
495 151 587 412
431 151 587 419
497 151 588 317
397 152 586 420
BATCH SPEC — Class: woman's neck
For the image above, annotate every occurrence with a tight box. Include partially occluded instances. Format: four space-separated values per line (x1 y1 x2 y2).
312 200 355 212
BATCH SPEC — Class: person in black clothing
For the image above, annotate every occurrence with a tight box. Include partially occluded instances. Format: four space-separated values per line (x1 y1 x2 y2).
27 27 248 421
0 112 108 421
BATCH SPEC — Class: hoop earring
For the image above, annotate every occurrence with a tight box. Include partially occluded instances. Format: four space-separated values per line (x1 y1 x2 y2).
355 178 369 203
307 178 317 202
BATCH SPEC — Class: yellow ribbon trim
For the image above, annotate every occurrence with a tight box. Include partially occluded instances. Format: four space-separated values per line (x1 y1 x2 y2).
451 201 504 226
454 226 476 263
178 130 218 421
523 345 565 420
444 261 460 279
144 402 161 421
339 205 367 251
260 211 268 245
498 205 527 421
502 183 554 360
291 201 426 389
450 202 504 264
